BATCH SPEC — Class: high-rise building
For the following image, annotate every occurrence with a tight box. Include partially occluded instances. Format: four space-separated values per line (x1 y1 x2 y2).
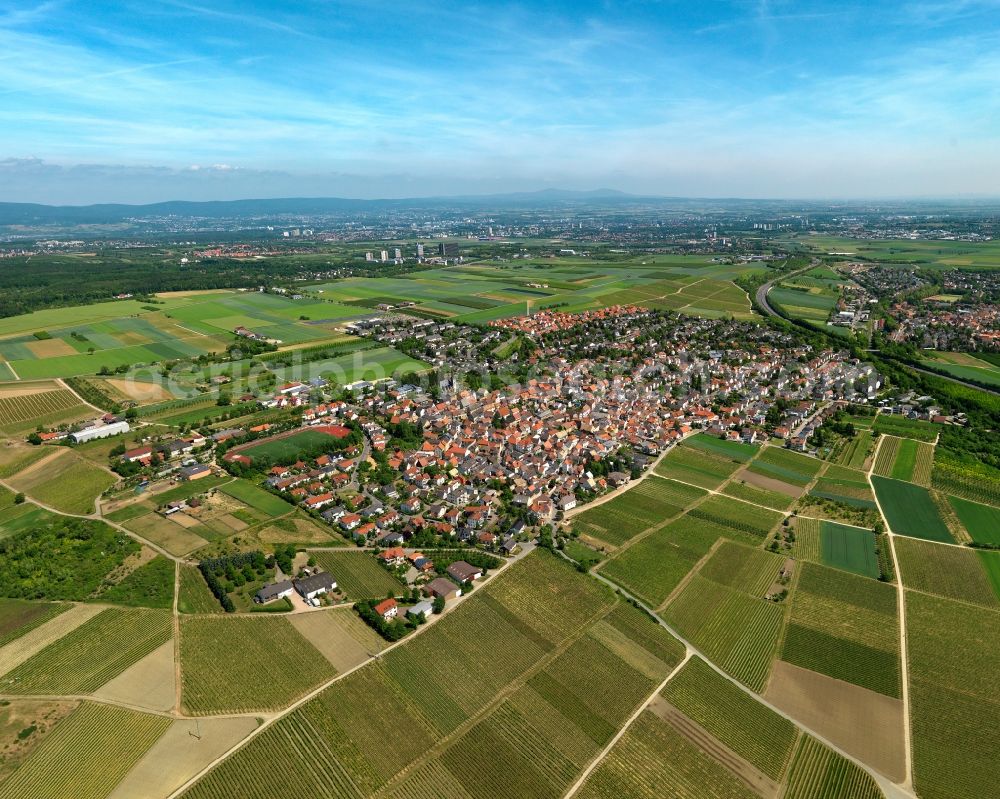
380 250 389 262
394 248 402 260
365 252 374 261
416 243 424 258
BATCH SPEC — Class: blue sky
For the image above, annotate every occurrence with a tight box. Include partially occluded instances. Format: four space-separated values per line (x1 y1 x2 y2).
1 0 999 203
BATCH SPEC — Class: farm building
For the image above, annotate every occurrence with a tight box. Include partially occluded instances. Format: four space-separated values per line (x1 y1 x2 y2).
255 580 294 604
179 464 213 481
407 600 434 620
425 578 461 601
70 420 130 443
447 561 483 583
294 572 336 600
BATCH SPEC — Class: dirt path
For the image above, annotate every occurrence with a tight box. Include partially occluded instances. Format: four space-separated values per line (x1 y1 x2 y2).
867 435 915 790
173 560 183 715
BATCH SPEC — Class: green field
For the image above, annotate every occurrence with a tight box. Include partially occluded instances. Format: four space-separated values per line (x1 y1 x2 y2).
664 575 784 690
598 515 721 607
312 551 406 600
0 702 171 799
948 495 1000 545
783 735 884 799
572 476 702 547
218 478 293 516
681 433 758 461
575 709 760 799
810 464 876 509
873 415 940 442
698 540 784 596
871 476 954 543
748 446 824 487
8 455 117 515
895 537 999 608
781 563 899 697
661 656 798 780
832 429 873 468
180 615 335 713
654 444 743 490
1 607 171 694
819 521 879 578
907 591 1000 799
686 493 784 541
180 552 651 799
723 478 797 510
177 564 224 614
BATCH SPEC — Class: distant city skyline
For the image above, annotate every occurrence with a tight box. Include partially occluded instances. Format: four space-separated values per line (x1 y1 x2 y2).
2 0 999 204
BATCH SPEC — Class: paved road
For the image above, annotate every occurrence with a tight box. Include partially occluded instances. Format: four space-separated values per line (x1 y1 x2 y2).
754 260 817 320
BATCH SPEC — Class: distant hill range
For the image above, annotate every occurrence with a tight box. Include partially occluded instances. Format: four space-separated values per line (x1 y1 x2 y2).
0 189 650 226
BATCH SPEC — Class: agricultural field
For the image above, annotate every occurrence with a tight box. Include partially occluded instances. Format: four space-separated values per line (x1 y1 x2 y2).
0 599 69 647
872 435 933 484
218 478 292 516
931 454 1000 507
809 464 875 509
0 291 368 380
654 444 742 490
311 551 406 600
872 415 940 442
684 433 759 462
664 575 784 691
831 429 873 468
895 537 999 608
698 540 785 596
180 552 648 799
748 446 824 487
769 283 839 325
0 442 53 478
872 476 954 543
598 514 721 607
780 563 900 697
177 564 224 614
723 478 798 510
921 350 1000 387
661 656 798 781
0 702 171 799
948 494 1000 545
571 475 702 547
0 384 92 433
575 709 761 799
0 607 171 694
782 735 884 799
686 493 784 541
5 448 116 514
819 521 880 579
180 616 336 713
907 591 1000 799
